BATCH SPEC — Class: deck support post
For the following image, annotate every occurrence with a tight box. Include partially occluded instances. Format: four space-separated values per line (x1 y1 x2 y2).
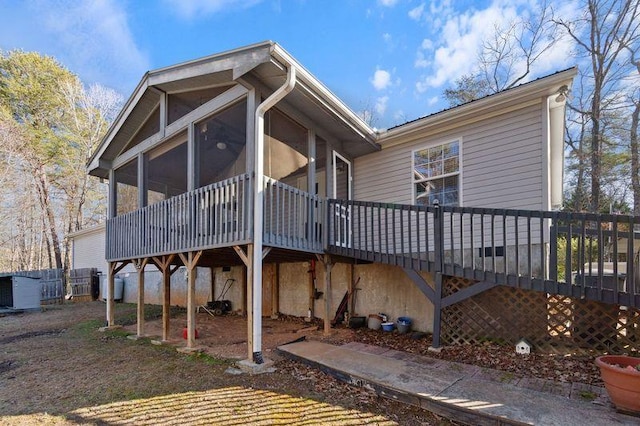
107 263 116 327
431 272 444 349
323 255 334 335
178 251 202 349
153 255 176 342
271 263 280 319
133 258 149 337
106 261 129 327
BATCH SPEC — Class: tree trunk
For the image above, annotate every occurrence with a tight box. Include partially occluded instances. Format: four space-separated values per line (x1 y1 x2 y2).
34 165 63 269
631 101 640 217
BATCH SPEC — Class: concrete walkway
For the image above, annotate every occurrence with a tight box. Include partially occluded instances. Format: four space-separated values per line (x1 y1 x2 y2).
278 340 639 426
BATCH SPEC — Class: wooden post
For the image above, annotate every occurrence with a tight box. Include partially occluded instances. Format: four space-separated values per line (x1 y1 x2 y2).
323 256 334 335
134 258 149 337
179 251 202 349
308 259 316 320
241 265 247 316
153 255 175 342
107 262 116 326
106 261 130 327
431 272 444 349
348 264 355 317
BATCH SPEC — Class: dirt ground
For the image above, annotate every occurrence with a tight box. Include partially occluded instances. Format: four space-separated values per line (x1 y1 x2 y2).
0 302 453 425
0 301 606 425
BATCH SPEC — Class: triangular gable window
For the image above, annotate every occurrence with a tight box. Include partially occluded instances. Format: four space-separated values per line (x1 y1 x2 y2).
168 85 235 125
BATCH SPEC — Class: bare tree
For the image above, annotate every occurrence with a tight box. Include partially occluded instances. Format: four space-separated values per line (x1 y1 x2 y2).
627 45 640 216
554 0 640 212
443 0 561 107
480 0 561 92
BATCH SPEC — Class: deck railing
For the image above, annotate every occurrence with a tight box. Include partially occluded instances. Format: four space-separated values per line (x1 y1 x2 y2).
106 174 326 261
106 174 251 260
327 199 640 308
263 177 325 253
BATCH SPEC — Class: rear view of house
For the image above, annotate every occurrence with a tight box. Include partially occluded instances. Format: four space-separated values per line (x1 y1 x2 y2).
88 41 639 366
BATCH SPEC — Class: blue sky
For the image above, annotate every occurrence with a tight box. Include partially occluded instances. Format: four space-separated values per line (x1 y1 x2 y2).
0 0 575 128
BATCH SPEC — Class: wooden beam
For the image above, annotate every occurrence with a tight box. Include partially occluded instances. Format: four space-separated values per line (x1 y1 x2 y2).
262 246 272 260
233 245 250 267
402 268 436 303
441 280 500 308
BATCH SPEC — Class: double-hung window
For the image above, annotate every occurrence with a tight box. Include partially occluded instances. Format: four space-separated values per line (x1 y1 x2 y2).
413 140 460 206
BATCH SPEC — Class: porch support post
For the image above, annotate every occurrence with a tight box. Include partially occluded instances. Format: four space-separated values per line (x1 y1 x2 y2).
153 255 175 342
105 260 129 327
431 272 444 350
107 262 116 326
323 255 334 335
134 258 149 337
178 251 202 349
271 263 279 319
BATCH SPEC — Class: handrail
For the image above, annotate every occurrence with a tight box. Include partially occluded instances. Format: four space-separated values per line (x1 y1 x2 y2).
106 174 251 260
263 176 325 252
327 198 640 308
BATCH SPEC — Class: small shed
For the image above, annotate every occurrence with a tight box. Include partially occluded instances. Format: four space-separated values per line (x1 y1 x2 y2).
0 273 42 310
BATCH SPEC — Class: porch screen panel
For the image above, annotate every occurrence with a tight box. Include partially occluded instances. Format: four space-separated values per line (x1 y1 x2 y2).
115 160 138 216
147 136 188 203
197 99 247 187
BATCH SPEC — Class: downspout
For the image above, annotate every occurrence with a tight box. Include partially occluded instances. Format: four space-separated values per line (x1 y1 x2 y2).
251 61 296 363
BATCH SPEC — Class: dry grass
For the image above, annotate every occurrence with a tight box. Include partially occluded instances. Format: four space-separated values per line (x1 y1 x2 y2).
0 302 450 425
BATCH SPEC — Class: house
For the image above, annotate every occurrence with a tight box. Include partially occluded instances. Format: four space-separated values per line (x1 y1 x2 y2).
87 41 639 366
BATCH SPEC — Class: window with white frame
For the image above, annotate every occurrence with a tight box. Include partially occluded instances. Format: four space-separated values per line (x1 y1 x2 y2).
413 140 460 206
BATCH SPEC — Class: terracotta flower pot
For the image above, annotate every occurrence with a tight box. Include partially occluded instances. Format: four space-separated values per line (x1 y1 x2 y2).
595 355 640 415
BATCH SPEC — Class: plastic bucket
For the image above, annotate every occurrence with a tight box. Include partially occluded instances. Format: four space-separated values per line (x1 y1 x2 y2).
349 316 366 328
396 316 412 334
381 322 395 332
368 314 383 330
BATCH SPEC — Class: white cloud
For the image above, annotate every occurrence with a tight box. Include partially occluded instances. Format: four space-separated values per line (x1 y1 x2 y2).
378 0 399 7
428 96 439 106
0 0 149 94
408 3 425 21
163 0 263 19
421 38 434 50
414 3 518 89
375 96 389 115
371 69 392 90
414 0 576 92
383 33 392 43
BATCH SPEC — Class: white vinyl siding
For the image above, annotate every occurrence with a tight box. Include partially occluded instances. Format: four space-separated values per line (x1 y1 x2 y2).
355 102 544 211
71 226 109 275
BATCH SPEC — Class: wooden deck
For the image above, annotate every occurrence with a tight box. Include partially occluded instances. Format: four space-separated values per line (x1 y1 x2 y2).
106 176 639 309
327 199 640 309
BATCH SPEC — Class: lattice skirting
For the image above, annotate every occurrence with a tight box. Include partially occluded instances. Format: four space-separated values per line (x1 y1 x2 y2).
441 276 640 353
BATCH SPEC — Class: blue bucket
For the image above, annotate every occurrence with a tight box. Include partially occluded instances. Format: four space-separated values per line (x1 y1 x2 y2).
396 316 412 334
381 322 395 332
